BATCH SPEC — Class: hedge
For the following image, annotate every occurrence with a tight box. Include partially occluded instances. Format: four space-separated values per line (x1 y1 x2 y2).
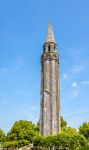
3 140 29 148
2 134 88 149
80 146 89 150
33 134 87 150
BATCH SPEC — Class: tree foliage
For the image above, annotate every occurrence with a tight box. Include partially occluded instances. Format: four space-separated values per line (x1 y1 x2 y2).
6 120 35 142
0 119 89 149
33 134 87 150
79 122 89 140
35 120 40 132
61 116 67 128
0 128 5 142
3 140 29 148
62 126 77 135
80 146 89 150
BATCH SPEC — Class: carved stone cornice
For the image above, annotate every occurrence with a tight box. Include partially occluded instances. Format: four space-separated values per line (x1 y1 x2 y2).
41 52 59 63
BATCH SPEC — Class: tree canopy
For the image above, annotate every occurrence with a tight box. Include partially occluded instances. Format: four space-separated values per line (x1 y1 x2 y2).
79 122 89 140
0 119 89 149
35 119 40 132
6 120 36 142
0 128 5 142
33 133 87 150
62 126 77 135
61 116 67 128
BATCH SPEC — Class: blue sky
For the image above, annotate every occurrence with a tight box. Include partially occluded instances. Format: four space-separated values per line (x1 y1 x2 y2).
0 0 89 133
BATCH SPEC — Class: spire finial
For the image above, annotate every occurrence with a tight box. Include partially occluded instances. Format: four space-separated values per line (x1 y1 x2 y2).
46 22 56 43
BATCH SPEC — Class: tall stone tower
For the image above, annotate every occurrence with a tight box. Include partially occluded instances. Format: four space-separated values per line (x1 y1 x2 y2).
40 23 61 136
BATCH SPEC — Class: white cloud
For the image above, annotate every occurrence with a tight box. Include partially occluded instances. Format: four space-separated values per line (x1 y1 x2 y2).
71 82 79 98
81 80 89 85
63 73 69 79
72 65 86 74
72 82 78 88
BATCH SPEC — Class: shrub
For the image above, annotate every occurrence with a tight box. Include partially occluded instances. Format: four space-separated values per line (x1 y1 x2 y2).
69 134 87 149
80 146 89 150
3 141 18 148
3 140 29 148
17 140 29 147
33 133 87 150
0 128 5 142
79 122 89 140
7 120 35 142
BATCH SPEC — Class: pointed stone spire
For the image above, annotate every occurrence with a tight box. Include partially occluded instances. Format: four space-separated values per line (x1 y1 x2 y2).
46 22 56 43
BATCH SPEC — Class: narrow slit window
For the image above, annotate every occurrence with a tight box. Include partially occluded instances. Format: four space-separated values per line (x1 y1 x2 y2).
48 46 50 52
54 45 56 50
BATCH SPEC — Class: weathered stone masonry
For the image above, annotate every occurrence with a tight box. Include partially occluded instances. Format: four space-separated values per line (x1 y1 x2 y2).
40 23 61 136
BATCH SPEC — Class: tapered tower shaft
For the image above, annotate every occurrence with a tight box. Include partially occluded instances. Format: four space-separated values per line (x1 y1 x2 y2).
40 23 61 136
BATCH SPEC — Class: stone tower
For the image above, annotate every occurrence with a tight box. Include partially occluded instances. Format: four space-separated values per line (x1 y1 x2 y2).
40 23 61 136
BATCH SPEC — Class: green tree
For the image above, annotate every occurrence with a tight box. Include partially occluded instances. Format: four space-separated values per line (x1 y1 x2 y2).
62 126 77 135
0 128 5 142
6 120 36 142
79 122 89 140
33 133 87 149
35 120 40 132
3 140 29 148
61 116 67 128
